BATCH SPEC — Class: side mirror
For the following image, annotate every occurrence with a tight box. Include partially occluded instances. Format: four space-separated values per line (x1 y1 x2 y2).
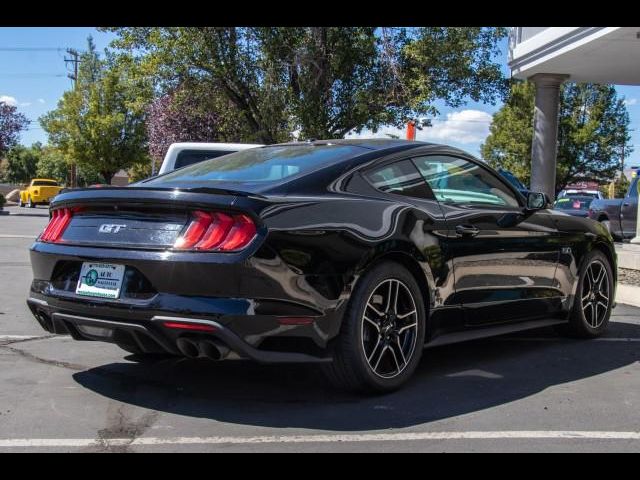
526 191 548 210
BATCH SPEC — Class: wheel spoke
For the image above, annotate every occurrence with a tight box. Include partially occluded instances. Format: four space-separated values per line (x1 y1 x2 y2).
363 315 380 332
397 309 416 320
385 280 399 314
366 302 385 318
398 322 417 334
393 337 407 367
367 337 383 364
388 344 401 372
372 345 389 372
583 302 593 324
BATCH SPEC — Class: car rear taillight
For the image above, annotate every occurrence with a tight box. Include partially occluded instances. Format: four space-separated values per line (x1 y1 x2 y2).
174 210 257 252
39 208 74 243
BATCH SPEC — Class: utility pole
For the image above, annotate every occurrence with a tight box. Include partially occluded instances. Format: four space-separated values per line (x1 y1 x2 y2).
64 48 80 188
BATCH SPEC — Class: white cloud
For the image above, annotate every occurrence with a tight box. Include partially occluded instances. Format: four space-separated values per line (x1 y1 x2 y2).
418 110 493 144
347 109 493 145
624 98 638 106
37 98 46 104
19 102 32 107
0 95 18 106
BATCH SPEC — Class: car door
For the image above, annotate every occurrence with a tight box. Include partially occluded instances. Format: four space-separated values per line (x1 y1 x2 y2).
361 158 461 333
412 154 561 326
620 185 638 238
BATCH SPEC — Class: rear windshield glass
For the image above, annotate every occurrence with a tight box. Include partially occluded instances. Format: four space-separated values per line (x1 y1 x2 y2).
147 144 365 184
32 180 58 186
554 196 593 210
174 150 236 169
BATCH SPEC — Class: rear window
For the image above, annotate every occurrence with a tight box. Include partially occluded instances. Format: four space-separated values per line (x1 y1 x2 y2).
32 180 58 186
554 197 593 210
174 150 236 169
148 144 365 185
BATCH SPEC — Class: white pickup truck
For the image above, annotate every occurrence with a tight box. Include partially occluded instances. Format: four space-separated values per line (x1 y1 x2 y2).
158 142 263 175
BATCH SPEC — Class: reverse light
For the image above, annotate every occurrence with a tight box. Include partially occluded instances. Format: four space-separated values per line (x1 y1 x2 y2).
39 208 74 243
174 211 257 252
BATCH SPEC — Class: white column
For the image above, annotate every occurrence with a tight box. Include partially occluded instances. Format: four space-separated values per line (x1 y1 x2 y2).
630 177 640 244
529 73 569 201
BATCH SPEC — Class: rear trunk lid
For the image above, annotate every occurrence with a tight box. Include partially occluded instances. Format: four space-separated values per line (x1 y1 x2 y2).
45 186 260 250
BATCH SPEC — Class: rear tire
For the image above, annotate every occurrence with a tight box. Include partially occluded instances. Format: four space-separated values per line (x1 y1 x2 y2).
564 250 614 338
27 196 35 208
323 261 426 393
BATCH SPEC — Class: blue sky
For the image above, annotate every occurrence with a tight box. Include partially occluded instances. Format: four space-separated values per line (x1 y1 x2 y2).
1 27 639 165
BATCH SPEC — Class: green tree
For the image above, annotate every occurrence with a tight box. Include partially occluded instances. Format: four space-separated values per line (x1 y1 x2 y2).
35 146 68 184
104 27 508 142
0 101 29 157
40 37 152 185
2 142 43 184
482 81 632 194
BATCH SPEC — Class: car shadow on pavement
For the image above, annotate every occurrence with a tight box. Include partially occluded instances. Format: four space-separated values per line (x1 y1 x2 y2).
72 323 640 431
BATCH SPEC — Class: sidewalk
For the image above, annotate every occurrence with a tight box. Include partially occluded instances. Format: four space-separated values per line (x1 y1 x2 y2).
616 243 640 271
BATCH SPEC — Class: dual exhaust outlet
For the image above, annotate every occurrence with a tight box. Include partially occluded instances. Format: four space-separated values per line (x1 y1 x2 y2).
176 337 230 361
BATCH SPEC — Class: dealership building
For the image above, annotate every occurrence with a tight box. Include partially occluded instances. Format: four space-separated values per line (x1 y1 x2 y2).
508 27 640 200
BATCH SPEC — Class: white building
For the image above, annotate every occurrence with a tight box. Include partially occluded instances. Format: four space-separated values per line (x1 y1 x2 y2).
508 27 640 199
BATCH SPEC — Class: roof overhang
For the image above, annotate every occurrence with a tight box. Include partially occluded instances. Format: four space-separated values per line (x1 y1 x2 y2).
510 27 640 85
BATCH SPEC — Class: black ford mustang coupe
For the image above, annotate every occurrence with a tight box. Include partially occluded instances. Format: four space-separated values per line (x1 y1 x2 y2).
27 139 616 392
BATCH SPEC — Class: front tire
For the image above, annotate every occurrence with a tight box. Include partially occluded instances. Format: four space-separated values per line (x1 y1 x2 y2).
323 261 426 393
565 250 614 338
18 197 24 207
27 196 35 208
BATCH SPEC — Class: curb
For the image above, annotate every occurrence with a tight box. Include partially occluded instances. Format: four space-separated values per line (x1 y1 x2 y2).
615 283 640 308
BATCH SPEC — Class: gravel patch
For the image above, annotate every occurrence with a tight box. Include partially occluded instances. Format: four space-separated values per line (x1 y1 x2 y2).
618 267 640 287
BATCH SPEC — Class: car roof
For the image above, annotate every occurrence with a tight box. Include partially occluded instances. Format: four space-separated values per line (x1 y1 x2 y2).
167 142 264 151
273 138 433 151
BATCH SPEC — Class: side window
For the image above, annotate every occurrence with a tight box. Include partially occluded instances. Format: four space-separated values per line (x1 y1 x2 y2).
412 155 520 208
365 159 434 199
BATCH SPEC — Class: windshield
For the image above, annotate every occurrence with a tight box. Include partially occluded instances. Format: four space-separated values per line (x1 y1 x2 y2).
147 144 366 185
32 180 58 187
554 196 593 210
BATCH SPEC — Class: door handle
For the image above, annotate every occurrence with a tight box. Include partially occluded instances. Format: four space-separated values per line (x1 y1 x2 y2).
455 224 480 237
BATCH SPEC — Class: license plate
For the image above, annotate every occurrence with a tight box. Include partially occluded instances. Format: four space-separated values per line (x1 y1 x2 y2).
76 262 125 299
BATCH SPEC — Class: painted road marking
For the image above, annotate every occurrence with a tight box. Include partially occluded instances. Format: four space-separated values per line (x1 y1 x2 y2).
0 335 40 341
1 431 640 448
495 337 640 342
0 234 37 239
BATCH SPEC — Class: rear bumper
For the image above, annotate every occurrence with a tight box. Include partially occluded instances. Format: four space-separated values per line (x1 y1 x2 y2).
27 241 345 363
27 294 332 363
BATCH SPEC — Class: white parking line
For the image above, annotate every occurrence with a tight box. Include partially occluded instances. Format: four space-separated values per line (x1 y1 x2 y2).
1 431 640 448
0 335 40 341
0 234 36 239
496 337 640 342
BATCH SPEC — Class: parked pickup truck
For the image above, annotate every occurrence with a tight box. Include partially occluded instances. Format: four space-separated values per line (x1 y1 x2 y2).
19 179 63 208
588 175 639 240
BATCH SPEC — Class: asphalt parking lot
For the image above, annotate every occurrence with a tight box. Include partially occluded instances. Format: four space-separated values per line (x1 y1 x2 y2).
1 205 639 452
